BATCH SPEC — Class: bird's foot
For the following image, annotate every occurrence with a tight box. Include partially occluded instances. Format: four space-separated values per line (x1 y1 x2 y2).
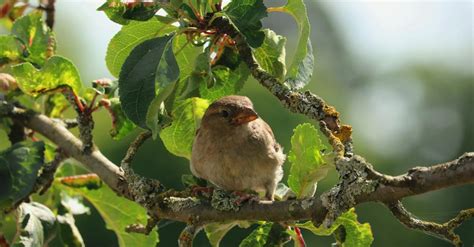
191 186 214 198
231 191 259 206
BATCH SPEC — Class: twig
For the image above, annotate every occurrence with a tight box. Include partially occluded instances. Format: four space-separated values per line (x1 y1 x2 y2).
178 225 202 247
36 149 68 195
387 201 474 247
121 131 152 170
40 0 55 29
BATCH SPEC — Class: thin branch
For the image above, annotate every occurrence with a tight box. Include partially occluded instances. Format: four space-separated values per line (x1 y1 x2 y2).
121 131 152 169
36 149 68 195
178 225 202 247
387 200 474 247
1 102 129 197
40 0 56 29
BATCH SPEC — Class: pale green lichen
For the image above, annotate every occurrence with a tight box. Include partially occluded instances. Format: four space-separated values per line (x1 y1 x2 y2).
320 155 377 227
164 197 200 212
210 189 241 212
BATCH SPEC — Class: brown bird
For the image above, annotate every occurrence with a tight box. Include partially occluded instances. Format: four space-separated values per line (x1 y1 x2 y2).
191 95 285 200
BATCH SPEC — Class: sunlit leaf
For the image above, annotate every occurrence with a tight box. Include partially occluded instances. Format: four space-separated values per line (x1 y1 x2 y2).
287 123 331 198
279 0 313 89
239 222 273 247
14 202 57 247
0 35 27 63
159 97 209 159
50 213 85 247
58 183 159 247
11 55 83 96
253 29 286 80
11 11 55 65
296 208 374 247
199 63 249 102
106 17 178 77
107 98 136 140
0 141 45 210
44 93 69 118
205 222 237 247
97 0 130 25
118 34 178 128
223 0 267 48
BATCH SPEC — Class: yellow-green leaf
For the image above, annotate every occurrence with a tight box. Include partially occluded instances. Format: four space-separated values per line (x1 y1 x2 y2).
11 56 82 96
159 97 209 159
287 123 331 198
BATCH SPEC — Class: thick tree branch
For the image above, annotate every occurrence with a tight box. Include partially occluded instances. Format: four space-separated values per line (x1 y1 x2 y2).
1 102 129 197
1 97 473 244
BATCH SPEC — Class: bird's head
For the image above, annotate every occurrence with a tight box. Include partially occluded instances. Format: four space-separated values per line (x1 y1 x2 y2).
201 95 259 129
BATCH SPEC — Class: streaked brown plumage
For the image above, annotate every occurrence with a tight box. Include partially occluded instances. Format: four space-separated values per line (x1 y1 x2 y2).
190 95 285 200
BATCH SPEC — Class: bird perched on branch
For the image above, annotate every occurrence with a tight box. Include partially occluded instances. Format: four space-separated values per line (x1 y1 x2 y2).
191 95 285 200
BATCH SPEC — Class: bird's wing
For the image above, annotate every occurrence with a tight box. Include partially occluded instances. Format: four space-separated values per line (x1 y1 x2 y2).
261 120 281 153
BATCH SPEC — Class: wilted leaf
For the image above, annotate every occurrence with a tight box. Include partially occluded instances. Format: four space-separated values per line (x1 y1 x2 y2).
279 0 313 89
159 97 209 159
11 11 55 65
287 123 331 198
106 17 178 77
59 174 102 190
296 208 373 247
253 29 286 80
58 183 159 247
0 141 45 209
11 56 83 96
224 0 267 48
118 34 178 128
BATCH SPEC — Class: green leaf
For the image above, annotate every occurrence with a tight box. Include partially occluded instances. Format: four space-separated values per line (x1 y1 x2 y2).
287 123 331 198
106 17 178 77
239 222 273 247
98 0 130 25
11 11 56 66
159 97 209 159
223 0 267 48
58 184 159 247
199 63 249 102
205 222 237 247
11 55 83 96
280 0 314 89
253 29 286 80
44 93 69 118
123 2 161 21
52 213 85 247
107 98 136 140
145 82 176 139
0 35 27 63
118 34 178 128
99 0 161 24
0 141 45 210
14 202 57 247
296 208 374 247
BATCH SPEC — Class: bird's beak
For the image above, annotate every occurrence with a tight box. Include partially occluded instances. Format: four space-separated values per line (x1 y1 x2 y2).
231 107 259 125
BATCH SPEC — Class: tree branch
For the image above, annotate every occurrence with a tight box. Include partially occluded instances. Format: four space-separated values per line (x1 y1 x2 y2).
1 102 129 197
387 201 474 247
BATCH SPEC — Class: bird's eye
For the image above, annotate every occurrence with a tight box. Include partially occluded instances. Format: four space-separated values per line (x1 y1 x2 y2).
221 110 229 118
